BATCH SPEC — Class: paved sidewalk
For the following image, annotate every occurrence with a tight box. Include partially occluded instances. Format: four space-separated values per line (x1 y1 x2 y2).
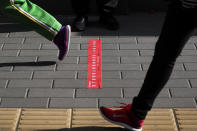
1 108 197 131
0 12 197 108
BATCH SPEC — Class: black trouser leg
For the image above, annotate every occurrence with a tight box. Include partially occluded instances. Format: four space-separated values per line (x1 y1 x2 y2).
71 0 90 16
132 0 196 120
96 0 119 14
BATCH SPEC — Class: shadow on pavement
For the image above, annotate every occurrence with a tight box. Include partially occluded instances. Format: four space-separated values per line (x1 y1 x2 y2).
0 13 163 36
0 61 56 67
36 126 129 131
0 23 32 32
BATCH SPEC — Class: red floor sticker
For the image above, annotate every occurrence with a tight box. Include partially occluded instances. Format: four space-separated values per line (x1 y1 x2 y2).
87 39 102 89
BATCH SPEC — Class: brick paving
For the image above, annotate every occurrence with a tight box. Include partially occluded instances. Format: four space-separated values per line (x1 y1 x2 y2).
0 12 197 108
3 108 197 131
2 108 197 131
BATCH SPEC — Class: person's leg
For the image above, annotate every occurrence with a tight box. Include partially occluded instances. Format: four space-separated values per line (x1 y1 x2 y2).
99 0 197 130
97 0 119 13
71 0 90 31
0 0 70 60
132 0 196 120
96 0 119 30
0 0 61 40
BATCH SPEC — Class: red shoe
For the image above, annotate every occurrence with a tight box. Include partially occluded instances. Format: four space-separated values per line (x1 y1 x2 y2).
99 103 144 131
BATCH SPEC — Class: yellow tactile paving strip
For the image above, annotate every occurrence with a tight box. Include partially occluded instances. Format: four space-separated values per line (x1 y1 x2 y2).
0 108 197 131
19 109 72 131
174 109 197 131
0 108 20 131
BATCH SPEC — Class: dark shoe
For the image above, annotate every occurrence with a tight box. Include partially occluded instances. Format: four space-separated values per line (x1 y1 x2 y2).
99 12 119 30
72 16 88 31
53 25 71 61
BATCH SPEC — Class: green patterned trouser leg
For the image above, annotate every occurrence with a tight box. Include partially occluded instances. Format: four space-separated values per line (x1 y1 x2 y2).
0 0 62 41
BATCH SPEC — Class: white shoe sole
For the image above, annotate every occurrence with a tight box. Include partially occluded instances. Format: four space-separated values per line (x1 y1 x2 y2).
65 25 71 56
98 108 142 131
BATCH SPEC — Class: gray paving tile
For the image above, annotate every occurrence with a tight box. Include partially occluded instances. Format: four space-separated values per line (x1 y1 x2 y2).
171 71 197 79
19 50 58 56
102 44 120 50
41 43 80 50
0 80 7 88
102 57 121 64
0 33 9 37
80 36 99 41
121 56 152 64
50 98 97 108
140 50 154 56
184 63 197 70
183 44 196 49
124 88 170 98
103 79 142 88
3 44 23 50
190 79 197 88
40 44 58 50
0 71 32 79
102 79 189 88
0 50 19 56
71 32 81 37
28 89 74 98
71 37 94 44
8 79 53 88
13 64 55 71
24 38 52 44
166 79 190 88
0 67 12 71
0 88 26 97
102 64 141 71
190 37 197 42
123 70 197 80
70 44 81 50
117 37 137 43
123 56 197 64
38 56 78 64
0 98 48 108
70 38 82 44
54 79 86 88
66 50 88 57
120 44 154 50
99 37 118 43
122 56 197 64
0 56 37 63
76 88 122 98
3 43 41 50
33 71 76 79
0 38 24 43
121 71 146 79
57 64 87 71
102 50 139 56
153 98 196 108
137 36 158 44
170 88 197 97
177 56 197 62
0 44 3 49
9 31 41 37
181 50 197 56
